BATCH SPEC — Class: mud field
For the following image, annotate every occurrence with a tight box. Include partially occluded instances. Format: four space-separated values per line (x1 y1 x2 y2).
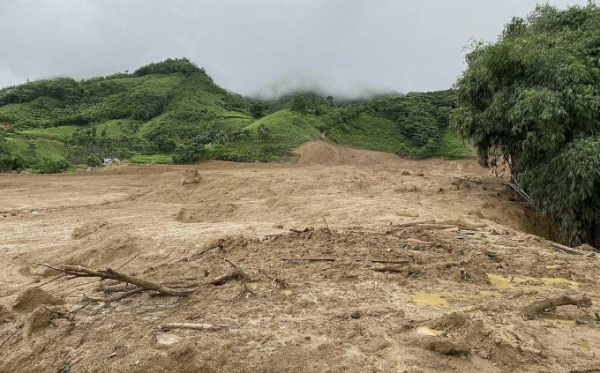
0 142 598 373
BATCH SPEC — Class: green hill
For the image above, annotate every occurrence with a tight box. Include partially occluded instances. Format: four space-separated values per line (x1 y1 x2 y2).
0 58 472 172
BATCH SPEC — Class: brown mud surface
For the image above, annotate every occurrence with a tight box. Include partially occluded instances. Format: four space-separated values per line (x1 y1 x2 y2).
0 141 598 372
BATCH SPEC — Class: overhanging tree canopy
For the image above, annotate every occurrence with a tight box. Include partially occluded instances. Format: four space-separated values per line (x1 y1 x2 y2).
453 3 600 246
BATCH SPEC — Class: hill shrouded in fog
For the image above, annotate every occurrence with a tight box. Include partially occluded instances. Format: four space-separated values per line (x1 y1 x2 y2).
0 58 472 173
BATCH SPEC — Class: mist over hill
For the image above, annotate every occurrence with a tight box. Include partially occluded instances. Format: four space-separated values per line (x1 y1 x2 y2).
0 58 472 173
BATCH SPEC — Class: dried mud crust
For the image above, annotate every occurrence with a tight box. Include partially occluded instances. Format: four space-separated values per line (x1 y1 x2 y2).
1 225 599 373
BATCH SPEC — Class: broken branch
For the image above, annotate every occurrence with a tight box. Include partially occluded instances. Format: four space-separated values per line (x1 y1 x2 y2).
417 224 460 230
283 257 410 264
522 295 592 319
34 263 195 297
105 268 193 297
550 243 584 256
160 323 227 331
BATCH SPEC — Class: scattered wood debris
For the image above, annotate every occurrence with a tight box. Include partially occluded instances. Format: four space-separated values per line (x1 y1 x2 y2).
283 257 411 264
522 295 592 320
159 323 227 331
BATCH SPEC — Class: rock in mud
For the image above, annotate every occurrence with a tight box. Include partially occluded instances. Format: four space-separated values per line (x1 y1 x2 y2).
181 168 202 185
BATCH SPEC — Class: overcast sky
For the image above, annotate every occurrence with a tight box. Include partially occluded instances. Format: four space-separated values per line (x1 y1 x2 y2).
0 0 590 98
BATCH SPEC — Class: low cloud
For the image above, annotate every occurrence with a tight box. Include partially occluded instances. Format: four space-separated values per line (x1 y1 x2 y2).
252 70 399 101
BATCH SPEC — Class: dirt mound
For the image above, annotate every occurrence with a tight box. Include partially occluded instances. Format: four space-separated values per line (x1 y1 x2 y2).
72 220 109 239
180 168 202 185
12 288 63 314
176 203 239 223
2 152 600 372
294 141 400 166
25 306 54 335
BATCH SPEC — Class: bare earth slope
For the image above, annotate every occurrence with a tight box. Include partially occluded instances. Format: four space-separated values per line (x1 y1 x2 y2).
0 141 598 373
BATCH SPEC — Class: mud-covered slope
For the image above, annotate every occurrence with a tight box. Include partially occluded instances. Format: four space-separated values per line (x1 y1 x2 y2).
0 143 598 372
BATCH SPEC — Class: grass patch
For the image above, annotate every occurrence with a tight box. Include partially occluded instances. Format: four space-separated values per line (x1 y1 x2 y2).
19 126 80 142
4 136 66 160
129 154 173 164
327 113 405 153
435 132 475 159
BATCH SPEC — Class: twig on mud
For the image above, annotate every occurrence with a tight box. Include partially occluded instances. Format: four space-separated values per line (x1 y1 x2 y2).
34 262 195 297
234 282 254 300
522 295 592 320
42 306 75 321
159 323 228 331
115 253 141 270
385 220 436 234
258 269 289 289
372 266 404 273
208 272 238 286
322 216 329 230
90 288 146 315
417 224 460 230
34 274 67 289
283 257 411 265
407 238 432 246
570 368 600 373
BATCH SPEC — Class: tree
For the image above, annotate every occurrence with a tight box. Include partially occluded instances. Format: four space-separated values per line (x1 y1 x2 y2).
453 3 600 246
326 95 335 107
86 154 102 167
290 95 308 115
250 102 265 119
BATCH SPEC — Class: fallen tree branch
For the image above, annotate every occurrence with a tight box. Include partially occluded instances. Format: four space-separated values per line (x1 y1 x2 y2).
417 224 460 230
160 323 227 331
570 368 600 373
550 243 584 256
522 295 592 319
104 287 145 303
34 273 67 288
283 257 410 264
372 267 404 273
34 263 195 297
105 268 193 297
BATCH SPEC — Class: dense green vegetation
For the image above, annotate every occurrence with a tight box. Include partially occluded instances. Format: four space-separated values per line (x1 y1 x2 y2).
453 3 600 247
0 57 472 173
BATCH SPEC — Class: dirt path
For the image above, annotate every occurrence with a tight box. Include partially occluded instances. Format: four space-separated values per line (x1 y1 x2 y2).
0 142 598 372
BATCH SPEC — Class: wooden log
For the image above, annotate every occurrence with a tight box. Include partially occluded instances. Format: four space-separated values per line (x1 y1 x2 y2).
569 368 600 373
391 220 435 228
549 243 584 256
522 295 592 319
208 272 235 286
372 267 404 273
160 323 227 331
407 238 432 245
417 224 460 230
106 268 193 297
283 257 410 264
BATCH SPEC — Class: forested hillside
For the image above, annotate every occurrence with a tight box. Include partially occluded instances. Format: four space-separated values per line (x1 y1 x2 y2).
454 3 600 247
0 58 472 172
